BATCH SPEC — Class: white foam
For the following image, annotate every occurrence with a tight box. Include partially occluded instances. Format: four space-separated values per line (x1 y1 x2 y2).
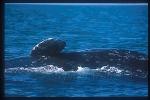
99 65 123 73
5 65 64 74
5 65 123 74
5 64 131 76
74 65 124 75
76 66 90 72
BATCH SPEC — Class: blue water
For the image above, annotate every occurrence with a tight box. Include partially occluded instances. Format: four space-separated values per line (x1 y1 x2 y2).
4 3 148 97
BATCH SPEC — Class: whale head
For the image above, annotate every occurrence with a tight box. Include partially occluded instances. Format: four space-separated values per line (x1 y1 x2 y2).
31 38 66 57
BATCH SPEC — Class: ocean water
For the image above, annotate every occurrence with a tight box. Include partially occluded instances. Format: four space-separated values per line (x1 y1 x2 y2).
4 3 148 97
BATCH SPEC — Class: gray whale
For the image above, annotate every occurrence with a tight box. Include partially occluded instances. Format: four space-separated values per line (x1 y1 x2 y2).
5 38 148 76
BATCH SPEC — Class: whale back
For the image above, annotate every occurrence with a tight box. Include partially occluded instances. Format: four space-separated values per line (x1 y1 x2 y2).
31 38 66 57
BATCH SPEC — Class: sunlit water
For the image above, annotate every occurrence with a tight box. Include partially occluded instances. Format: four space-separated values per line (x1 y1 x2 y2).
5 3 148 96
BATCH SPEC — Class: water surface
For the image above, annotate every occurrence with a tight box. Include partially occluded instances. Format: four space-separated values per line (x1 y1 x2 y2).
5 3 148 96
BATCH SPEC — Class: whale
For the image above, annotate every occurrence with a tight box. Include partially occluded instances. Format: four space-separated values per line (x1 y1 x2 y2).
5 38 148 76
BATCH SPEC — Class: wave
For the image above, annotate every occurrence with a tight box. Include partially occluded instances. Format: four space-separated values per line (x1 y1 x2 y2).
5 65 147 79
5 65 64 73
5 65 123 73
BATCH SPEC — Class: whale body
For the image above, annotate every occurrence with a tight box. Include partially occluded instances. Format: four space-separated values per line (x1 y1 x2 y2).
5 38 148 76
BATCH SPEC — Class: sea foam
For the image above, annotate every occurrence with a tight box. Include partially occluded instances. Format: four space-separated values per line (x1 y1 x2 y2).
5 64 125 75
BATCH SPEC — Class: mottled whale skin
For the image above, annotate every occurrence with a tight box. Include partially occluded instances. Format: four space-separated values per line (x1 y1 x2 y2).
5 38 148 75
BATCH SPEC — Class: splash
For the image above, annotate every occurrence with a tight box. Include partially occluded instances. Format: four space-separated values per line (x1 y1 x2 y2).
5 65 64 74
5 64 146 78
98 65 123 74
5 65 125 74
76 66 90 72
